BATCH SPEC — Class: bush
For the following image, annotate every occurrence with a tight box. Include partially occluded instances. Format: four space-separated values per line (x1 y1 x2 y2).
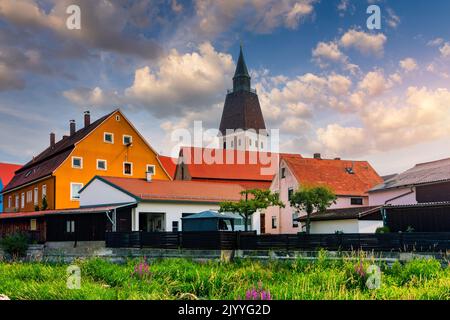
0 233 29 258
375 226 390 234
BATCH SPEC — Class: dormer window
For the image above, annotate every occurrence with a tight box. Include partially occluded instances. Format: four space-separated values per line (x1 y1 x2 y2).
104 132 114 144
72 156 83 169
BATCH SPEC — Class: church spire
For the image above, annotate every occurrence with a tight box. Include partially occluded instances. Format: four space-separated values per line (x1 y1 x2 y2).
233 45 251 92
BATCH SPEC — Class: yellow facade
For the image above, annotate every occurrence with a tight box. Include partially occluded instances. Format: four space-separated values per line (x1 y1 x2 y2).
53 110 170 209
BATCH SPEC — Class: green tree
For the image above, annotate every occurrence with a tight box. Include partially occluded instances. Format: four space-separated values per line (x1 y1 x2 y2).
290 186 337 234
219 189 285 231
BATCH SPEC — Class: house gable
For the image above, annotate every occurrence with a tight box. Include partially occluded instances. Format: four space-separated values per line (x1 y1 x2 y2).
79 178 137 207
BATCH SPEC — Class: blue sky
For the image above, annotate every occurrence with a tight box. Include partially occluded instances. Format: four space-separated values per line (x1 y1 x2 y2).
1 0 450 175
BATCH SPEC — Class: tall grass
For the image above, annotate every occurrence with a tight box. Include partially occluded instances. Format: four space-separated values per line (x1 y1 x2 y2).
0 255 448 300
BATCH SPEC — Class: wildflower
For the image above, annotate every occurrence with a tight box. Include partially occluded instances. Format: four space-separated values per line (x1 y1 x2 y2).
243 282 272 300
132 257 152 279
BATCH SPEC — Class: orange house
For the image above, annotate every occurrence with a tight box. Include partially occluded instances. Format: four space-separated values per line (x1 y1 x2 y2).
2 109 170 212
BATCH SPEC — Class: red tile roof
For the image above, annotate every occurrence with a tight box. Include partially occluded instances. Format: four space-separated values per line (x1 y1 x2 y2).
180 147 298 183
3 111 115 193
0 163 22 186
283 155 383 196
99 176 244 203
158 155 177 179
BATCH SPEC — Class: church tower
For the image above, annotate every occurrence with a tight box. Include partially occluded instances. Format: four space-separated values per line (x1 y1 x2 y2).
219 46 268 151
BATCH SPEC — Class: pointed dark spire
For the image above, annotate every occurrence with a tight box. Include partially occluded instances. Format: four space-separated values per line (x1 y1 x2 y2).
233 45 251 92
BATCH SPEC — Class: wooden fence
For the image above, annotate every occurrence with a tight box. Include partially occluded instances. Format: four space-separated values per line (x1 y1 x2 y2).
105 231 450 252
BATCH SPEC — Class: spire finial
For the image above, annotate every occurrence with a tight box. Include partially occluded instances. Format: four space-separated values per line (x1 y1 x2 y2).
232 43 251 92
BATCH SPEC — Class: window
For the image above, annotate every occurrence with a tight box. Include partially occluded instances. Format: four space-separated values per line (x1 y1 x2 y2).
34 188 38 205
272 216 277 229
146 164 155 175
115 115 121 121
70 183 83 201
30 219 37 231
8 196 12 208
66 220 75 233
42 185 47 199
288 188 294 201
123 135 132 145
351 197 363 205
249 139 252 146
123 162 133 175
281 168 286 178
26 190 33 203
172 221 179 232
21 193 25 208
104 132 114 143
292 213 299 228
97 159 107 171
72 156 83 169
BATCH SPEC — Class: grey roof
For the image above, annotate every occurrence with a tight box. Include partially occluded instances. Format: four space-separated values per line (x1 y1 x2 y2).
370 158 450 192
297 206 382 222
181 210 240 220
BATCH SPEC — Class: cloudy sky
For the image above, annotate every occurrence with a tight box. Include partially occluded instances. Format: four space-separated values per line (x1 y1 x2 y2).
1 0 450 175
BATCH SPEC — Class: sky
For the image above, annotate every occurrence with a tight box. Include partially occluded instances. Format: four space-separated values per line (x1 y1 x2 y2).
1 0 450 176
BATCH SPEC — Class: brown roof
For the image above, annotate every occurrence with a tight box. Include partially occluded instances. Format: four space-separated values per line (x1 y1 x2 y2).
3 111 115 193
180 147 298 183
98 176 244 203
219 91 266 135
297 206 382 222
283 155 383 196
371 157 450 191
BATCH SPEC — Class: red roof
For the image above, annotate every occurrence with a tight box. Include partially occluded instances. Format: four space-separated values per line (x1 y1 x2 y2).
3 111 115 193
99 176 244 203
282 155 383 196
0 163 22 187
180 147 299 183
158 155 177 179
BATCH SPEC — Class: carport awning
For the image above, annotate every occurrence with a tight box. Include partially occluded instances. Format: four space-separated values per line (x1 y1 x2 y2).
0 203 136 220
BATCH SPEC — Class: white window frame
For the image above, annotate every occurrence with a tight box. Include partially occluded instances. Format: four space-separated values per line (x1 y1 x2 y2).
21 193 25 208
72 156 83 169
42 185 47 199
66 220 75 233
104 132 114 144
15 195 19 209
146 164 155 175
34 188 39 205
115 115 121 122
123 135 133 145
123 162 133 176
70 182 83 201
96 159 107 171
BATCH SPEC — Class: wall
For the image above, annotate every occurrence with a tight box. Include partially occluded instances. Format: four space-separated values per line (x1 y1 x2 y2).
416 181 450 203
2 176 55 213
358 220 384 233
79 179 136 206
369 187 417 206
265 160 369 234
309 219 359 234
54 110 169 210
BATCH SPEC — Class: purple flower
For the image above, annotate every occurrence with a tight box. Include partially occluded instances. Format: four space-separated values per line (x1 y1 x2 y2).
243 282 272 300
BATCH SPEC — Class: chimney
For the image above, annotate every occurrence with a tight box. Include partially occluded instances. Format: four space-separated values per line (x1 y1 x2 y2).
146 171 153 182
50 132 55 147
313 153 321 159
70 120 76 136
84 111 91 127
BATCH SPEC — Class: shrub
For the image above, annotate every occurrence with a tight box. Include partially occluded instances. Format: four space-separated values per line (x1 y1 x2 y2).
400 258 442 284
0 233 29 258
375 226 390 234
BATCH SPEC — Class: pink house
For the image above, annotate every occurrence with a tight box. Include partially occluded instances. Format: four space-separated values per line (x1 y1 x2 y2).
264 154 383 234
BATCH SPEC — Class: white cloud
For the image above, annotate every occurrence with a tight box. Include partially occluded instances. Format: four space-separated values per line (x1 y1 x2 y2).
427 38 444 47
316 124 366 156
340 29 387 56
386 8 400 28
439 42 450 59
358 70 391 96
399 58 418 72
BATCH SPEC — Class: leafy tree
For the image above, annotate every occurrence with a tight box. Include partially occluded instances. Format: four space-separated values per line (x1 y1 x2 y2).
219 189 285 231
290 186 337 234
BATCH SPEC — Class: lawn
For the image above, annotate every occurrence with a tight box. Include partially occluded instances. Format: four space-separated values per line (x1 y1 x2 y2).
0 253 449 300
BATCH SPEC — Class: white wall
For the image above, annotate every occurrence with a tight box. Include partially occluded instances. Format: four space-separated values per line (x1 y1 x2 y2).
308 219 383 234
369 187 416 206
80 179 136 206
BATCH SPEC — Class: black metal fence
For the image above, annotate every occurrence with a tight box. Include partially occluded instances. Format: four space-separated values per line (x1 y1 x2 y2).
105 231 450 252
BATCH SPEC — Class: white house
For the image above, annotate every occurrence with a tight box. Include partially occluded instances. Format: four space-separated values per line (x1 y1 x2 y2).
79 176 261 233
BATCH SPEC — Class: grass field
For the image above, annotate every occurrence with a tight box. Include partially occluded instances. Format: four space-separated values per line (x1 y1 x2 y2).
0 253 449 300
